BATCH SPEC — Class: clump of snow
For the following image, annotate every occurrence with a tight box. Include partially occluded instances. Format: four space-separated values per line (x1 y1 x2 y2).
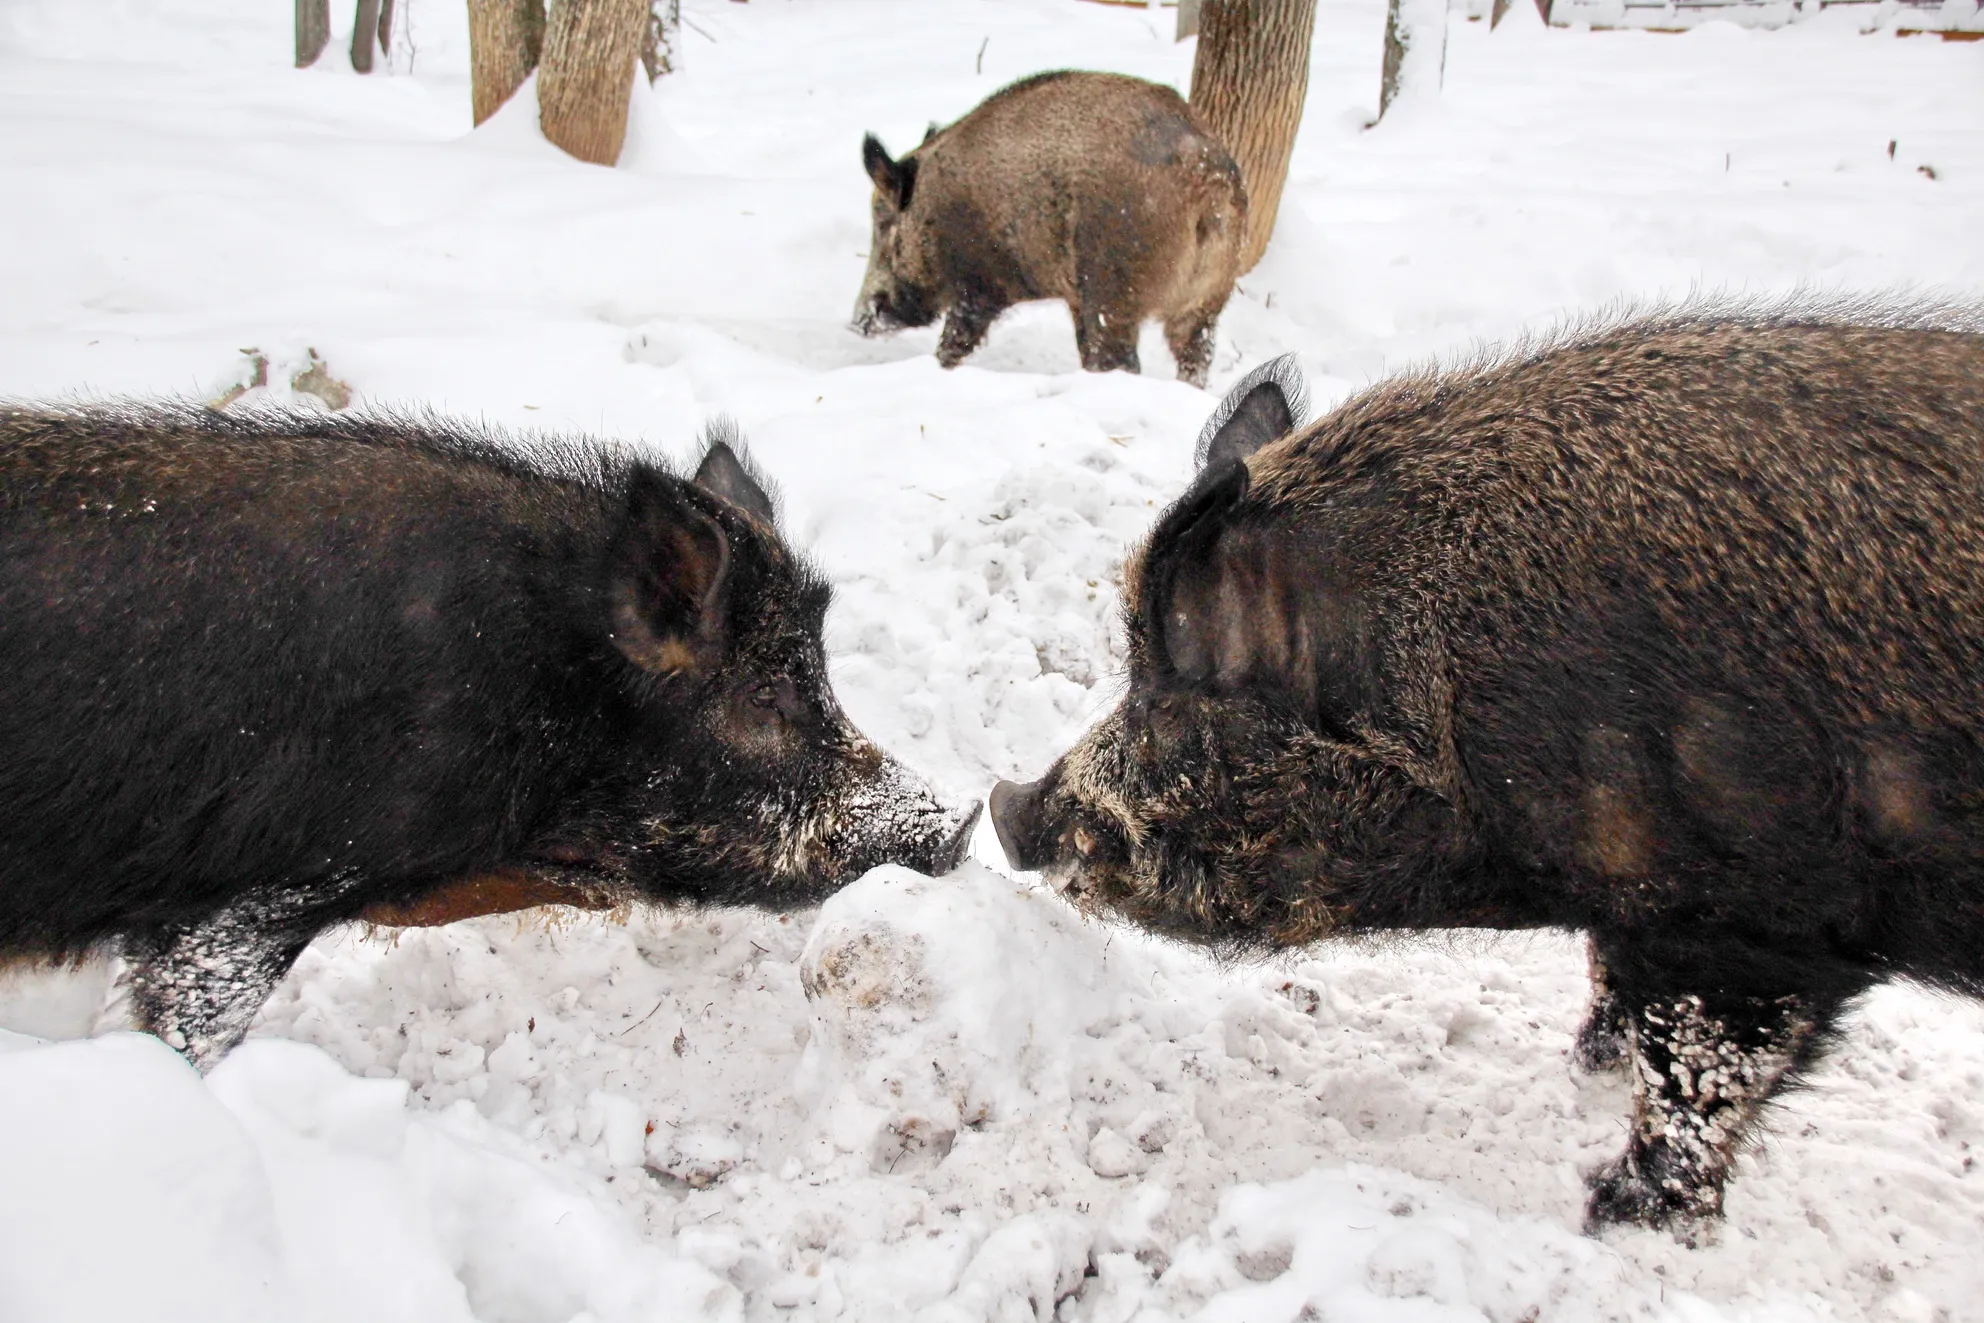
3 0 1984 1319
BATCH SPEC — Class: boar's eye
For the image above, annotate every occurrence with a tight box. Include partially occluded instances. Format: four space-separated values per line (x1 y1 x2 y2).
740 678 809 728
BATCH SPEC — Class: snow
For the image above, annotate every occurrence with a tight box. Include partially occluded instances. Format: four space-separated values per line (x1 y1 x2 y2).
1 1 1982 1320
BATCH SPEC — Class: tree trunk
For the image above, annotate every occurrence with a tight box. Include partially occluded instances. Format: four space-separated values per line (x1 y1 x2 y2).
378 0 396 55
295 0 329 67
467 0 546 127
538 0 648 166
1189 0 1320 273
1379 0 1449 120
641 0 681 82
351 0 381 73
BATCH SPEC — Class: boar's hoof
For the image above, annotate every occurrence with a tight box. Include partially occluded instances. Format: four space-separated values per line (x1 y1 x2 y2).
1584 1146 1720 1242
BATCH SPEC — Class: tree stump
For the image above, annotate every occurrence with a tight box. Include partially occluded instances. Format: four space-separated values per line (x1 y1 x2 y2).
1380 0 1450 119
1189 0 1320 273
295 0 330 68
641 0 681 82
538 0 648 165
351 0 381 73
467 0 547 127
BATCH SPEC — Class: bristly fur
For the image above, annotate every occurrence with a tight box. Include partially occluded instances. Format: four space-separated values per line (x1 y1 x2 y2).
996 294 1984 1235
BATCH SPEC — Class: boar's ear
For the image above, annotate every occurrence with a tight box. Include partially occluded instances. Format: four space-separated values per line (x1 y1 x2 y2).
607 467 732 679
1139 459 1250 680
692 419 778 524
1194 354 1309 471
922 122 939 145
862 133 917 210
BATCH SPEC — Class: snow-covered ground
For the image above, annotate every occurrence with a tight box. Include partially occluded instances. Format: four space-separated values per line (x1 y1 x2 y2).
2 1 1982 1320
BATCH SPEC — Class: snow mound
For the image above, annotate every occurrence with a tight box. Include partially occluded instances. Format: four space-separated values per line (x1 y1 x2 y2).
0 1031 738 1323
799 863 1153 1175
788 866 1732 1323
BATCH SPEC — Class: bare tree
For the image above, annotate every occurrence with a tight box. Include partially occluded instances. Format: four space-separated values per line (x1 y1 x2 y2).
1189 0 1320 273
1379 0 1449 120
467 0 546 126
538 0 648 166
641 0 681 82
351 0 381 72
295 0 329 68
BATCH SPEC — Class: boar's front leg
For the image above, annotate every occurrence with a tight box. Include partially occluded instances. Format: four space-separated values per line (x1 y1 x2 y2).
1572 935 1628 1073
1584 935 1862 1236
125 874 358 1071
935 295 1003 369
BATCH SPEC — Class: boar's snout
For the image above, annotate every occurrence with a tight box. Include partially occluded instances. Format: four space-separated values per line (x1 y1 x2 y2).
990 778 1058 873
935 800 982 873
817 755 981 883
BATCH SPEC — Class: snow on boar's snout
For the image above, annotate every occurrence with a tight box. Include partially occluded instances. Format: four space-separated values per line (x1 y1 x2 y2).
0 406 972 1072
997 307 1984 1240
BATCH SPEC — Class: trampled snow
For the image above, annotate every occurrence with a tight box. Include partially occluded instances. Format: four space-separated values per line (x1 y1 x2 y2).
1 1 1982 1320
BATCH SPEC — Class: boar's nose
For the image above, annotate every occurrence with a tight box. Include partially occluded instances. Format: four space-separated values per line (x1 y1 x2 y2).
990 778 1056 872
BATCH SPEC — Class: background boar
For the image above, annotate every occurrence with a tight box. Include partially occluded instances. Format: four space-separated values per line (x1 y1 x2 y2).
0 406 977 1069
991 303 1984 1236
853 70 1246 388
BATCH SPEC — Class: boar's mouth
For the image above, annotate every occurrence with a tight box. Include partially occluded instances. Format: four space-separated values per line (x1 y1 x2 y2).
992 768 1350 951
851 287 937 336
618 761 981 907
775 762 981 886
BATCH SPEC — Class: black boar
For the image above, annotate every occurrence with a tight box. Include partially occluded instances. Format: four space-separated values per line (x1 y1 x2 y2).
854 71 1246 388
0 405 977 1069
990 303 1984 1236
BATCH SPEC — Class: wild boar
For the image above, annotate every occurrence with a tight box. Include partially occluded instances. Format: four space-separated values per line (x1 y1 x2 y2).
990 303 1984 1235
0 406 978 1069
853 71 1247 388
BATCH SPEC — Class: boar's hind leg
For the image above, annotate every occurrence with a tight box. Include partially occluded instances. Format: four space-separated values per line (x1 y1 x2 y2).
935 296 1003 369
126 875 356 1071
1163 306 1220 390
1073 302 1141 378
1584 939 1864 1237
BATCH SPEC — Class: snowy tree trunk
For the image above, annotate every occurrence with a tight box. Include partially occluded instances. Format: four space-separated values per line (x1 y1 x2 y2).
1188 0 1320 273
467 0 546 126
295 0 329 67
641 0 681 82
351 0 381 73
1379 0 1449 120
538 0 648 166
378 0 396 56
1177 0 1202 40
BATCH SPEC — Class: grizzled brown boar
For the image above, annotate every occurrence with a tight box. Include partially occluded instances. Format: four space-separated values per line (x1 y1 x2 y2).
0 406 977 1069
853 71 1246 388
991 304 1984 1236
